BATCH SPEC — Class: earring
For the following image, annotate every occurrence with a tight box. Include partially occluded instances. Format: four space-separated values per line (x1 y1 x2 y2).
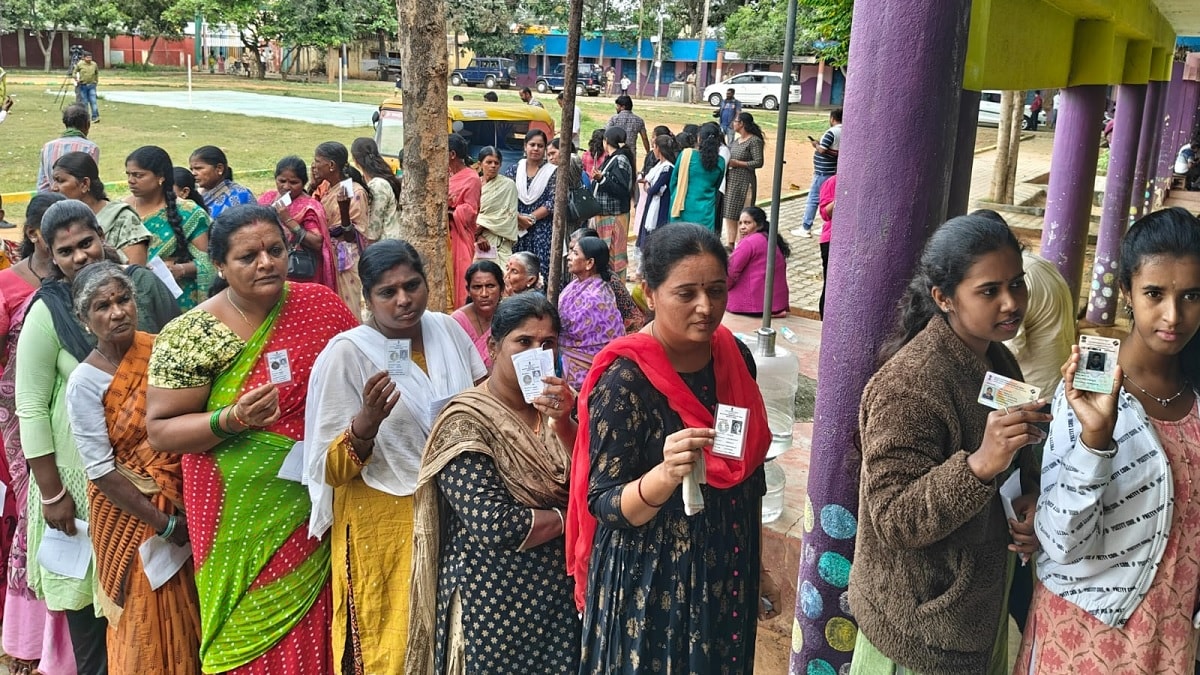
1124 304 1133 318
218 270 225 279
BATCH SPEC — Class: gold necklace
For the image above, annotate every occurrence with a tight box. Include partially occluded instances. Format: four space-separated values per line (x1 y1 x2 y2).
226 291 253 328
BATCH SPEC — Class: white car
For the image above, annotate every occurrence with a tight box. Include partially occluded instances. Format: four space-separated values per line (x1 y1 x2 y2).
704 71 802 111
978 90 1046 130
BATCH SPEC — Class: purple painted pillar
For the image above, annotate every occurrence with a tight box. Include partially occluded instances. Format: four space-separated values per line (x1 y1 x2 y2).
1154 62 1188 207
1040 85 1107 306
1132 81 1166 219
948 90 982 217
1085 84 1145 325
1179 80 1200 152
789 1 972 673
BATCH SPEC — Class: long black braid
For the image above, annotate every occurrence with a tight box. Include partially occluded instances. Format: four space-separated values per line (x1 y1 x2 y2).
127 146 194 264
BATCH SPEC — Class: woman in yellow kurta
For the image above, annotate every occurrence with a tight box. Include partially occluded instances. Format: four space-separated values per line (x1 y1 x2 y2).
305 240 486 674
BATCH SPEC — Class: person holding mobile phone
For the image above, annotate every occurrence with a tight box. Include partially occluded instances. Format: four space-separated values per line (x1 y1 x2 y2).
792 108 842 239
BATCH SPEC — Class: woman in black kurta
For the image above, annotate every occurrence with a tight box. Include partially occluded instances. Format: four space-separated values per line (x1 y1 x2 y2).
571 223 775 675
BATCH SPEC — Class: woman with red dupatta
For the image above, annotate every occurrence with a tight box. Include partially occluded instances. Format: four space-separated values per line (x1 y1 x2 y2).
566 223 782 674
65 263 200 673
258 156 337 291
146 205 359 674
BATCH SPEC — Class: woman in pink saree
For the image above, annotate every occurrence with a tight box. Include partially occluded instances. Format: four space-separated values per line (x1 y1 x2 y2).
558 237 624 389
257 156 337 291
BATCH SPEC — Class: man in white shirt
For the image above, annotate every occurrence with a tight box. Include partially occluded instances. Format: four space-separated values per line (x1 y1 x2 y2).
556 92 581 146
1050 91 1061 129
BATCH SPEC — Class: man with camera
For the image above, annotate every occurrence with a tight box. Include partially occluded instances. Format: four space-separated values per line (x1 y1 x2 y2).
72 51 100 123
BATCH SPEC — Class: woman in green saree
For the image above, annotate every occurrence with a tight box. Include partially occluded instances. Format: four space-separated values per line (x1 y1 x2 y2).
124 146 215 310
145 204 359 673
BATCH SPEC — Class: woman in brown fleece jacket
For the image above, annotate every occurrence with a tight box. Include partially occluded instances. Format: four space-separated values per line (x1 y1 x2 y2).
847 214 1049 675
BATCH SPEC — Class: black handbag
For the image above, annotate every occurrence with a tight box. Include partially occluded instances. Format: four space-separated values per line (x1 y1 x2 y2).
287 230 318 280
568 185 603 222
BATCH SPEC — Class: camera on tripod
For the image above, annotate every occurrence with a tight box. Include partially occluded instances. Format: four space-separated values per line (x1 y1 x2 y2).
68 45 85 70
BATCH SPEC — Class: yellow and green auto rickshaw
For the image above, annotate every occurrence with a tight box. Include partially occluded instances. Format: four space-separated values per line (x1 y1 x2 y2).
373 97 556 173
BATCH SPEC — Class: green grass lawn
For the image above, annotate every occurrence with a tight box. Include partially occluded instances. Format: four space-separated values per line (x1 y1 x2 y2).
0 68 830 222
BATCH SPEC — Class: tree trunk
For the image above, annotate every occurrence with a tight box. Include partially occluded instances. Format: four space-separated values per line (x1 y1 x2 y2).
990 90 1017 203
548 0 585 302
36 29 57 73
1005 89 1024 204
144 36 160 66
396 0 450 310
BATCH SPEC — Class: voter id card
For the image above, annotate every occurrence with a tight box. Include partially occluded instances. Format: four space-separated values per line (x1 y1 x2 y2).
712 404 749 460
513 349 555 404
275 191 293 207
978 371 1039 410
1074 335 1120 394
266 350 292 385
386 339 412 378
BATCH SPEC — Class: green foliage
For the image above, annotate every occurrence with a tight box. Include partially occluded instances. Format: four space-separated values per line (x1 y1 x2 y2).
797 0 851 66
722 0 791 60
449 0 522 57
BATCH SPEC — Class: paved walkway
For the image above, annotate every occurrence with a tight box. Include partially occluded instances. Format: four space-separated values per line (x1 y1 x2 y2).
781 131 1063 317
96 90 378 128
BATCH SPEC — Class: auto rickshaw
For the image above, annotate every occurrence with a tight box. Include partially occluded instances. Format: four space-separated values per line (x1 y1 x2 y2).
373 97 556 173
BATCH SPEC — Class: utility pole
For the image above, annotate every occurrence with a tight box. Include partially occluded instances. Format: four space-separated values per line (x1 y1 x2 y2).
635 0 644 96
652 0 664 99
695 0 711 97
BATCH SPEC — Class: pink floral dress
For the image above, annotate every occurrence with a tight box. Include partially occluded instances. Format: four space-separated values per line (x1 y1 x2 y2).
1015 404 1200 674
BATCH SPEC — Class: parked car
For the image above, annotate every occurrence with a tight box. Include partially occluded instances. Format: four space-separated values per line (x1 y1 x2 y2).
450 58 518 89
535 63 605 96
977 90 1046 130
703 71 801 110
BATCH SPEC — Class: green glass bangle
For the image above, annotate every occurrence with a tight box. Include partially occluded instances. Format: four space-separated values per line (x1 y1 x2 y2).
209 408 236 439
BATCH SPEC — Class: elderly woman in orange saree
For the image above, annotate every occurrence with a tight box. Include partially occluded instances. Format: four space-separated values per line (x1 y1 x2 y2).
64 262 200 673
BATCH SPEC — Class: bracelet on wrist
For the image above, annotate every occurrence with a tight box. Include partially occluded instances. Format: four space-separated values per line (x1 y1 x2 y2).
157 514 177 540
231 405 252 431
1080 438 1118 458
40 485 68 506
209 408 237 439
551 506 565 533
348 417 376 444
636 475 669 508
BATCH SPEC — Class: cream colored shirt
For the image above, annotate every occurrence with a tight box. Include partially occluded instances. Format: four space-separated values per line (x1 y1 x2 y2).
1005 252 1076 394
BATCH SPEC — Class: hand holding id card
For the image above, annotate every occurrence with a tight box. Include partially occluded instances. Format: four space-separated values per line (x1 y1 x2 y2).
513 349 555 404
1073 335 1120 394
978 372 1040 410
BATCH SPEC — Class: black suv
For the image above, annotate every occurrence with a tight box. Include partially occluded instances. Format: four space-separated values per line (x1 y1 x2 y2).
450 58 518 89
535 63 605 96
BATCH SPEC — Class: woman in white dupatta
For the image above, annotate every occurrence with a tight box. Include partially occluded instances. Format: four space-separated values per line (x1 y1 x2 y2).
636 134 679 249
304 240 485 675
503 130 557 277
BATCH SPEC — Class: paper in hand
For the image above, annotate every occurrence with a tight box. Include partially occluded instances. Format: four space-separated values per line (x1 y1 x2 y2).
37 520 91 579
513 349 554 404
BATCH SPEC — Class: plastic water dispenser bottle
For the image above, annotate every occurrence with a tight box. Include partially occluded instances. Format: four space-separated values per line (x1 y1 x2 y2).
753 328 799 523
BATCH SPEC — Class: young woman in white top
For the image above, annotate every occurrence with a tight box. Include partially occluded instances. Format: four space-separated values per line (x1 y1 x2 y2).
1017 206 1200 673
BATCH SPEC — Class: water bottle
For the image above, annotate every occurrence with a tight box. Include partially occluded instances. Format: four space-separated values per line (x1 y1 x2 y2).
753 328 799 524
753 328 799 459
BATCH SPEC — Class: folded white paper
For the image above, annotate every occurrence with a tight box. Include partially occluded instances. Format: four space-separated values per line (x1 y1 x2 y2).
139 537 192 591
37 520 91 579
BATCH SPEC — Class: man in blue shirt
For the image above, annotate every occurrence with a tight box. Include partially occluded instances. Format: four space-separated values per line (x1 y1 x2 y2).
718 89 742 144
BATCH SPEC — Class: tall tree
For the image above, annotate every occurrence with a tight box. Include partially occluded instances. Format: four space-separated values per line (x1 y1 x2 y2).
395 0 450 310
448 0 521 57
119 0 187 65
797 0 851 67
169 0 283 78
2 0 121 71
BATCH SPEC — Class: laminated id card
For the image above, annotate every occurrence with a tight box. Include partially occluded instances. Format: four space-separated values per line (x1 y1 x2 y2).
266 350 292 385
712 404 749 460
386 339 412 378
978 371 1039 410
1074 335 1120 394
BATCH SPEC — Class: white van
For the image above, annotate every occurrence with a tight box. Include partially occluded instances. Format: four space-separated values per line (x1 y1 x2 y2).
978 90 1045 129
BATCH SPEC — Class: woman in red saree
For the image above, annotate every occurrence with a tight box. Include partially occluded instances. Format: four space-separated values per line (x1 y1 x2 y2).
448 134 481 309
257 156 337 291
146 205 359 673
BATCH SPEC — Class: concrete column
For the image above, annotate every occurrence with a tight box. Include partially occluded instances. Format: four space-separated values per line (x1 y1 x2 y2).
1132 80 1167 219
1040 85 1107 307
947 90 981 217
1086 84 1145 325
1176 80 1200 156
1154 62 1187 207
789 1 972 674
